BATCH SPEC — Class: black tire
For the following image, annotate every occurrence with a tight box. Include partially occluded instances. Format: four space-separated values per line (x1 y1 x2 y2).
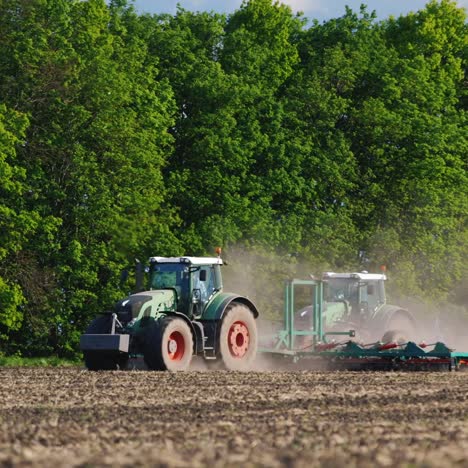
219 303 257 371
83 316 128 371
144 317 193 371
381 329 408 345
382 313 415 344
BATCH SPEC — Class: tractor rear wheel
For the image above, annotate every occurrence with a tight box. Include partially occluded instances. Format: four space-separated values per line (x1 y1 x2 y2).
83 316 128 371
382 314 415 344
144 317 193 371
219 303 257 370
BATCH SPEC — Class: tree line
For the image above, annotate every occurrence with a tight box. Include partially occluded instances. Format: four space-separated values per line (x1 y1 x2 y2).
0 0 466 357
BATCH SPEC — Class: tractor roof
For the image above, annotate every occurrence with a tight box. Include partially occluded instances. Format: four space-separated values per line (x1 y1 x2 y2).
149 256 223 266
323 271 386 281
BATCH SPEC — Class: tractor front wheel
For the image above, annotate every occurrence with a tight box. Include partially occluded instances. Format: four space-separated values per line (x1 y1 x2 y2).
144 317 193 371
219 303 257 370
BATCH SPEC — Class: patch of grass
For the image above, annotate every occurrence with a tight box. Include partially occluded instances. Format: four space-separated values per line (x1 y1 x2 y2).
0 355 81 367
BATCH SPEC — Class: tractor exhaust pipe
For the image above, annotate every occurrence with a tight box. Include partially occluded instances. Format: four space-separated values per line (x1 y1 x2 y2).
135 259 144 292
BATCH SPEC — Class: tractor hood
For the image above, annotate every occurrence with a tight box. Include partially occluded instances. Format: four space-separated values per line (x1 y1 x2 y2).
323 301 348 326
295 302 348 328
115 290 177 323
142 289 178 313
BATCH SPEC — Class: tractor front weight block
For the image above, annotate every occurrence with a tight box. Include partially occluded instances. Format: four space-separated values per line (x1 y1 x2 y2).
80 334 130 353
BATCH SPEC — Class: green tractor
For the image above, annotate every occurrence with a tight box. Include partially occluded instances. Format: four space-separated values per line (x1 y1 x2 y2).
80 255 258 371
297 271 416 344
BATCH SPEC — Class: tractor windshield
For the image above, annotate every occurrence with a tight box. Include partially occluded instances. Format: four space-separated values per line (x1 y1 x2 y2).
325 279 359 304
149 263 189 302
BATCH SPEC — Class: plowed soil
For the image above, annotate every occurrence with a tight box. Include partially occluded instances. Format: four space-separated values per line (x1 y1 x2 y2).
1 367 468 467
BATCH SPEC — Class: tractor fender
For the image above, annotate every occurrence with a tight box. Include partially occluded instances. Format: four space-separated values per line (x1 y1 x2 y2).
201 293 258 322
377 305 416 331
199 293 258 356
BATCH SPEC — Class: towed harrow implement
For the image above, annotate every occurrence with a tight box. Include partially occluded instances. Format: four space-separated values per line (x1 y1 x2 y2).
266 340 468 371
260 279 468 371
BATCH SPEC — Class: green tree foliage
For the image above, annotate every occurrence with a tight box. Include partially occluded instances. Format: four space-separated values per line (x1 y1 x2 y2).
0 0 176 355
0 104 34 333
0 0 466 356
149 2 308 251
282 2 467 300
347 1 467 299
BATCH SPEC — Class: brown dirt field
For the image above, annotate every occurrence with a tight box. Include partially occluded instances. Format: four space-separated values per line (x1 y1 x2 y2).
1 367 468 467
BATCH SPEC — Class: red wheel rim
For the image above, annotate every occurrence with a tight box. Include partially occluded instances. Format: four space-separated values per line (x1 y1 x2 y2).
228 321 250 358
167 331 185 361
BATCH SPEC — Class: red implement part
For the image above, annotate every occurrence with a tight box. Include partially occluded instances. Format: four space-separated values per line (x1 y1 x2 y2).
418 342 438 349
228 321 250 358
167 331 186 361
316 342 340 351
379 342 399 351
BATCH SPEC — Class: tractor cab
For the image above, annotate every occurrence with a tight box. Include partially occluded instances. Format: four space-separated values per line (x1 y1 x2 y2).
148 256 223 318
323 272 386 327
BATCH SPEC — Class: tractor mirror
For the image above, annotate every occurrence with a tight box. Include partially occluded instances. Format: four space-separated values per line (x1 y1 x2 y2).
199 270 207 282
367 284 375 295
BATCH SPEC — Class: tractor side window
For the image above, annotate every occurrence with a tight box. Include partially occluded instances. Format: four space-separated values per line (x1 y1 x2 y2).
347 282 359 304
196 266 216 303
364 282 380 311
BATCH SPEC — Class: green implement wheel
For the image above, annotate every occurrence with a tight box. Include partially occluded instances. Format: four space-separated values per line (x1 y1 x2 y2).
144 317 193 371
83 316 128 371
219 303 257 370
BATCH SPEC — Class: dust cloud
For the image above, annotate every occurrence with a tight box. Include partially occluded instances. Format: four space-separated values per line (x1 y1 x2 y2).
396 297 468 350
220 245 468 366
220 245 326 371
